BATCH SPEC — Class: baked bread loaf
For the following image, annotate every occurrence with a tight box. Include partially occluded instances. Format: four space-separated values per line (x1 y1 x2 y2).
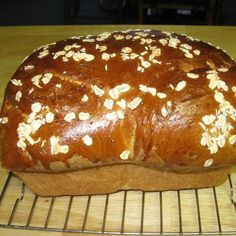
0 29 236 196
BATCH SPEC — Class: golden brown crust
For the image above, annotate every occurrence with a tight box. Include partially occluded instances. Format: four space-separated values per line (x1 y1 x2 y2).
1 29 236 173
15 164 231 196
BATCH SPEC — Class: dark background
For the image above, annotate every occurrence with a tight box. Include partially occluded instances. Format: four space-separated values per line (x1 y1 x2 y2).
0 0 236 26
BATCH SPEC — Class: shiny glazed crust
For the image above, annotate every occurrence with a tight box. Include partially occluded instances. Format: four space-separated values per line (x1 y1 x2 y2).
1 29 236 175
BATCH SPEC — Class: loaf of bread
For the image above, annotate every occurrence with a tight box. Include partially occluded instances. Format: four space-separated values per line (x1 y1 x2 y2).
0 29 236 196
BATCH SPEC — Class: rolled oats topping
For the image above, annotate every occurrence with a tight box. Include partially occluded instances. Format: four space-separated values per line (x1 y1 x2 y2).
31 102 42 113
122 47 132 53
11 79 23 86
31 75 42 88
200 67 236 154
120 150 130 160
41 73 53 85
24 65 34 71
175 81 187 91
207 70 228 91
96 44 107 52
17 139 27 151
114 34 124 40
214 90 224 103
159 38 168 46
109 84 131 100
184 52 193 59
38 49 49 58
56 84 62 88
193 49 201 56
0 117 8 124
187 73 199 79
17 122 41 150
64 112 76 122
91 85 105 97
218 68 229 72
128 97 142 110
229 135 236 145
157 92 167 99
81 94 89 102
50 136 69 155
106 111 118 120
104 99 114 110
79 112 90 121
202 115 216 125
45 112 55 123
3 29 236 171
116 99 126 109
166 101 172 107
204 159 213 167
117 110 125 119
31 73 53 88
168 38 180 48
139 84 157 96
82 135 93 146
180 44 192 50
15 91 22 102
161 106 168 117
102 53 111 61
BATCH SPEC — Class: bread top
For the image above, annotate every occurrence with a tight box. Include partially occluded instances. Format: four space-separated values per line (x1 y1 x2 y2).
1 29 236 172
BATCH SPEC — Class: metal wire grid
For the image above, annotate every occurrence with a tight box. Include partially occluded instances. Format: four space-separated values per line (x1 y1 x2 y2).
0 172 236 235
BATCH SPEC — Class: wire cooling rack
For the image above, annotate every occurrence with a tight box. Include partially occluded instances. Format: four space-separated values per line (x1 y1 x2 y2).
0 171 236 235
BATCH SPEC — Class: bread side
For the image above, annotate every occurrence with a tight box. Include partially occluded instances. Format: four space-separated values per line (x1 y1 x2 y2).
1 29 236 173
16 164 231 196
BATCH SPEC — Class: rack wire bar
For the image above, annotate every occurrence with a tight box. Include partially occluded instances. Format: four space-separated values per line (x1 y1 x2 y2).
159 191 163 234
212 187 222 233
6 182 25 226
194 189 202 234
140 191 145 234
26 195 38 227
120 190 127 234
0 171 12 204
44 197 55 229
177 190 182 234
228 174 236 211
101 194 109 233
7 198 19 226
0 172 236 235
82 195 91 232
63 196 73 230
